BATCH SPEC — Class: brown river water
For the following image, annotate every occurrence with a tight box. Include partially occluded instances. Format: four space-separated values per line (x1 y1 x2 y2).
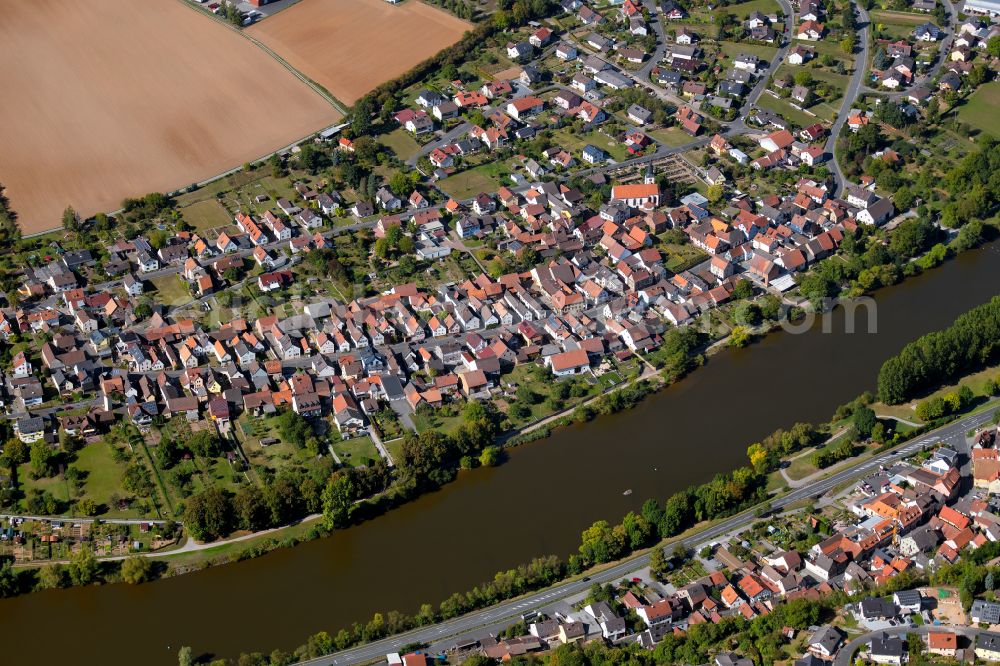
0 241 998 665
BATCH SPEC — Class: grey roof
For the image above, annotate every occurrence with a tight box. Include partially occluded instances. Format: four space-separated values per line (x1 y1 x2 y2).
715 653 754 666
870 632 904 658
904 525 940 551
627 104 652 120
810 626 843 653
62 250 94 268
715 652 753 666
380 374 405 401
16 416 45 434
978 632 1000 650
860 597 897 619
893 589 921 606
865 197 895 222
973 599 1000 623
795 655 826 666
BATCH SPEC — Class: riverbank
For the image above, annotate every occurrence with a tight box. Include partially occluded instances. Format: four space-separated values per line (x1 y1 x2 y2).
0 239 997 665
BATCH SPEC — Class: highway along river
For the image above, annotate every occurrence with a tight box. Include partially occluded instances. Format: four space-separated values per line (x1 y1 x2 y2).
0 241 998 665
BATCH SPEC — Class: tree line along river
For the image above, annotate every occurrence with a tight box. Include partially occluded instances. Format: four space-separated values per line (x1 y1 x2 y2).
0 241 998 665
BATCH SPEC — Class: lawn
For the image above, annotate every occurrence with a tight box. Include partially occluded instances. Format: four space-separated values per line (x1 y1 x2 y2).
870 9 927 25
74 441 129 515
725 0 780 18
870 12 923 41
178 198 231 232
774 64 850 92
17 463 72 508
379 127 422 161
772 64 850 121
756 91 818 128
330 435 380 467
871 362 1000 423
784 449 822 481
649 126 697 148
411 408 467 435
718 41 779 62
551 128 631 162
659 241 709 273
383 437 406 467
957 81 1000 137
150 274 192 307
808 39 856 68
439 162 512 199
237 415 321 473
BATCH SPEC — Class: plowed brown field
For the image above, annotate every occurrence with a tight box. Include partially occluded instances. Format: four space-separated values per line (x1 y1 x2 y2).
247 0 471 105
0 0 340 234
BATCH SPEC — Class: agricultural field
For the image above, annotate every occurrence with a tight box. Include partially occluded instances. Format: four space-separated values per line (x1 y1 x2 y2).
0 0 339 235
247 0 472 104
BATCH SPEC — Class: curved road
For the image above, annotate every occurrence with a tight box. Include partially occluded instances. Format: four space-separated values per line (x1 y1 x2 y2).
300 405 998 666
834 624 982 666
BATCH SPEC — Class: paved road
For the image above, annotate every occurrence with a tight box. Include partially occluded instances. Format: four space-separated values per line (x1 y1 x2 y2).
298 405 999 666
0 514 168 526
826 0 871 197
636 0 668 83
742 0 795 115
834 624 983 666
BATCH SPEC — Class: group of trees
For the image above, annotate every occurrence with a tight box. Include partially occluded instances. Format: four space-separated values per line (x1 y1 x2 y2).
877 295 1000 404
567 380 657 429
120 192 173 225
395 401 501 493
373 224 415 261
183 460 357 541
938 138 1000 229
797 214 949 302
745 422 821 473
932 540 1000 609
0 185 20 246
184 402 503 541
812 437 860 469
571 465 765 572
646 327 704 382
915 384 975 422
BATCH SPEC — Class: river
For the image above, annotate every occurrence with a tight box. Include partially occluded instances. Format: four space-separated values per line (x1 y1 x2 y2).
0 242 998 665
